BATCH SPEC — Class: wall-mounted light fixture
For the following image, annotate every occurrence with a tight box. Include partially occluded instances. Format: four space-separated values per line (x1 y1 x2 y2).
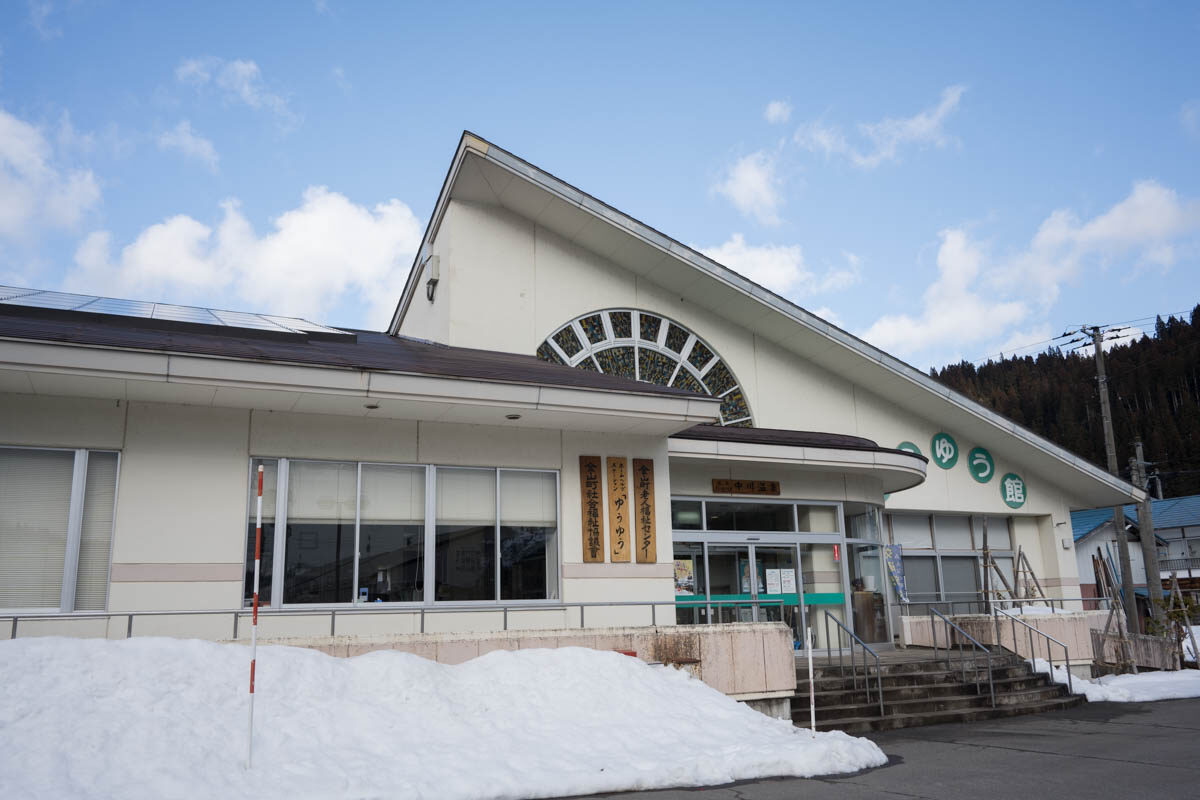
423 254 440 302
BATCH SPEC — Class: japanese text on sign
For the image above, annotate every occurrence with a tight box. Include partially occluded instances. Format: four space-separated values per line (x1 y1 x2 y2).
607 457 630 562
632 458 657 563
578 456 604 563
711 478 781 496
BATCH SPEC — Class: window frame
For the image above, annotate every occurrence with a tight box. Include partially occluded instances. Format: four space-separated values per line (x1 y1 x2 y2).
245 458 562 609
883 512 1015 607
0 444 120 614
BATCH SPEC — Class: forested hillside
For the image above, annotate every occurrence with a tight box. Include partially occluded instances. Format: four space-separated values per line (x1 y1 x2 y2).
932 307 1200 498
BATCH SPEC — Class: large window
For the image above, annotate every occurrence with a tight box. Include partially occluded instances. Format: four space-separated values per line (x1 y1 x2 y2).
885 513 1014 610
0 447 118 611
243 460 558 606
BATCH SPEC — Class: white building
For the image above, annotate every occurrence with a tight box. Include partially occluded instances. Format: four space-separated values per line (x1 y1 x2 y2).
0 133 1142 704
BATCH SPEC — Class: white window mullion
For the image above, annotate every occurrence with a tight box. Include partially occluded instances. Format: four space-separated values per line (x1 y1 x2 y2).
271 458 289 607
59 449 88 613
353 462 362 604
424 465 436 606
494 468 502 602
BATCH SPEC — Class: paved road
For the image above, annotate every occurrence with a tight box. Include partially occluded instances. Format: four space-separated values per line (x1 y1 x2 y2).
577 699 1200 800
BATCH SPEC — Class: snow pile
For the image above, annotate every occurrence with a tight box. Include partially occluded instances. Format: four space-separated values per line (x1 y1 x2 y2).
1030 658 1200 702
0 638 885 799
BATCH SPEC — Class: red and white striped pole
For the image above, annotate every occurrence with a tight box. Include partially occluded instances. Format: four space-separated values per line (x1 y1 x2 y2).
247 464 263 768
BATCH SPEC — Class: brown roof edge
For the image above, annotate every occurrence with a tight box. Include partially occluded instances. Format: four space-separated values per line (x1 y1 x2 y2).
671 424 930 463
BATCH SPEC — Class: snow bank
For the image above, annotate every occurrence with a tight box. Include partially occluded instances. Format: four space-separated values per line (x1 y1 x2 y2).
0 638 885 799
1030 658 1200 702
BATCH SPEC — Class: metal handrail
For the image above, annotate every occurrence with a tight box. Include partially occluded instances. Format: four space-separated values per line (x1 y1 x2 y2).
993 606 1073 694
4 597 794 640
904 596 1111 616
928 607 995 707
823 610 884 718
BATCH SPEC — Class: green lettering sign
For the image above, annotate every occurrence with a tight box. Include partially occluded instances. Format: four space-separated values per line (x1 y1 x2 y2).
1001 472 1027 508
968 447 994 483
930 432 958 469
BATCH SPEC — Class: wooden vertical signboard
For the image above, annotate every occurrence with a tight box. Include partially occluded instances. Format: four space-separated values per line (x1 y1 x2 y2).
632 458 656 563
579 456 605 563
607 456 630 562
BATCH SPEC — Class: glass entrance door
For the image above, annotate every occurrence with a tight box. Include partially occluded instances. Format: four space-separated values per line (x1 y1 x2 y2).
673 541 805 637
707 544 755 622
755 545 802 641
800 542 848 649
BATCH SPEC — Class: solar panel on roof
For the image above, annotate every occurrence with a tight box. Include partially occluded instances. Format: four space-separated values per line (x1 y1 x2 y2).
262 315 345 334
79 297 156 317
0 291 95 310
0 285 352 339
151 304 222 324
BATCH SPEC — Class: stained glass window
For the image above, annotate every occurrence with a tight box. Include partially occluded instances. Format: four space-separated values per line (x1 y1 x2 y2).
537 310 753 427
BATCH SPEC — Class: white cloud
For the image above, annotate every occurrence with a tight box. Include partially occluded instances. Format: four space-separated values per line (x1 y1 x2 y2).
858 228 1028 359
176 57 298 128
1016 180 1200 305
65 187 422 329
861 180 1200 367
1182 100 1200 138
699 235 861 298
764 100 792 125
28 1 60 40
157 121 219 171
795 85 966 169
713 151 783 226
0 107 100 241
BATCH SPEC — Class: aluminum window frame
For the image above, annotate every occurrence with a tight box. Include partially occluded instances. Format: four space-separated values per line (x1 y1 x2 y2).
883 512 1015 608
245 457 562 609
0 444 120 614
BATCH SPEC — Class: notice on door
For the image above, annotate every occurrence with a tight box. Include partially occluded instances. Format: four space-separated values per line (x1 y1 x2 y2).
780 569 797 594
765 568 782 595
607 456 630 562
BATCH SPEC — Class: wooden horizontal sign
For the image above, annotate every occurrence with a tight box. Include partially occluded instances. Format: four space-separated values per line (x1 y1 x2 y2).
712 478 781 496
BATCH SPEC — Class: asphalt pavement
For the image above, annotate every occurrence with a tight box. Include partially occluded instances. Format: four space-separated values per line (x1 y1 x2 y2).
575 698 1200 800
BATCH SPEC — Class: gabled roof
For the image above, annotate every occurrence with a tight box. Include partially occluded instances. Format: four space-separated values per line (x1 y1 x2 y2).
1071 494 1200 541
390 132 1142 509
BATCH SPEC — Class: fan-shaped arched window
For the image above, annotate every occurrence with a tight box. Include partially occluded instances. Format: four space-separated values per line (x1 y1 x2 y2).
536 309 753 427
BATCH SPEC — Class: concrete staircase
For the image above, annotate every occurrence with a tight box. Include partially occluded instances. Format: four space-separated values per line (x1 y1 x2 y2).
791 649 1085 733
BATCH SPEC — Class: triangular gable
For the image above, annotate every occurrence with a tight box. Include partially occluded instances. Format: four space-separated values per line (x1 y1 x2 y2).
390 132 1143 509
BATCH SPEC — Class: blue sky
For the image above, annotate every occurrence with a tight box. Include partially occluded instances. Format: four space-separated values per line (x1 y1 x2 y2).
2 1 1199 369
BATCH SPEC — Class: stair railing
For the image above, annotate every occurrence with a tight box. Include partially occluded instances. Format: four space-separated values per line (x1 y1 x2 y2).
929 607 996 707
993 605 1073 695
823 610 884 718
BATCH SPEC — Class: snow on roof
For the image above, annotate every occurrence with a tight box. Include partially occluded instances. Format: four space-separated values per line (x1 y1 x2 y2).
1070 493 1200 541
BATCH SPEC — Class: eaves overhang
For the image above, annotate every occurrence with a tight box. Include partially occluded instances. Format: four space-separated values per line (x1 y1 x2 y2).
389 132 1143 509
0 338 721 435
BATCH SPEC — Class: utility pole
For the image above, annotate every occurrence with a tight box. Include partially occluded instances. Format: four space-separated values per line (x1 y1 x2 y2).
1069 325 1138 628
1132 441 1162 622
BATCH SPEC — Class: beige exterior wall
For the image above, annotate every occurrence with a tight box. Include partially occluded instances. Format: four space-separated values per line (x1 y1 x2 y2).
2 393 678 626
400 199 1089 597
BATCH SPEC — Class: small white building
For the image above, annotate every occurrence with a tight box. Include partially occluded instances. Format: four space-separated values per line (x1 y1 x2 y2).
0 133 1143 699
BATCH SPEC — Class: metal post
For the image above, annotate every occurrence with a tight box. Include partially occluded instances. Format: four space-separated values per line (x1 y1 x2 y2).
247 464 264 769
233 612 239 640
580 604 585 629
127 614 133 638
1133 441 1162 622
651 603 656 626
503 606 508 631
805 626 816 738
330 610 336 637
11 617 17 639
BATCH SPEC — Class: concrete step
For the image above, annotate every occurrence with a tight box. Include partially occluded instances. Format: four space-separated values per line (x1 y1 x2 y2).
805 686 1071 723
795 694 1086 734
798 674 1055 706
796 662 1032 691
801 654 1025 680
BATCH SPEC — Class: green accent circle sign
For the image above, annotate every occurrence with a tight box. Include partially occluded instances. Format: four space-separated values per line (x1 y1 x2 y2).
897 441 922 455
968 447 995 483
930 432 958 469
1000 472 1027 508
